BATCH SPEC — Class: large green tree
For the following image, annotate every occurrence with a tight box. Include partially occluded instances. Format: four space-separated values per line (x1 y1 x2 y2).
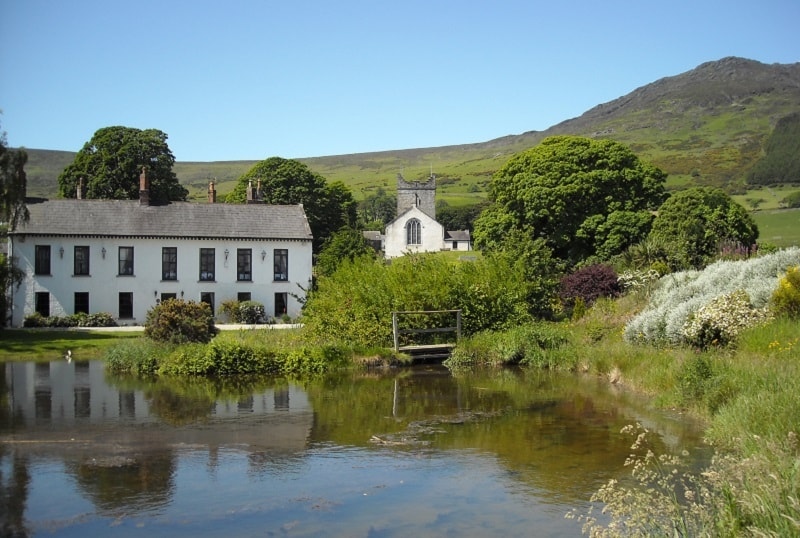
648 186 759 269
227 157 356 252
1 122 28 229
58 126 187 203
315 227 376 277
474 136 667 266
1 122 28 327
358 187 396 228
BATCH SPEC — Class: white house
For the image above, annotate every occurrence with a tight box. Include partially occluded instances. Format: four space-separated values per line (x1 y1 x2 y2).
382 173 471 258
6 176 313 327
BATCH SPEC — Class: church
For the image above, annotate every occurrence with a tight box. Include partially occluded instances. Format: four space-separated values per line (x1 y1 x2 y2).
382 173 472 258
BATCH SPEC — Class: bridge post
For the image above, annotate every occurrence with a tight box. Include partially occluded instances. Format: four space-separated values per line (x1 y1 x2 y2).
392 312 399 352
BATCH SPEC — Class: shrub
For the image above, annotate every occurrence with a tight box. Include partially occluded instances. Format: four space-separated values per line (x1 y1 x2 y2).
282 346 349 375
23 313 47 327
218 300 267 324
144 299 217 344
303 253 537 348
22 311 117 328
445 323 572 369
559 263 620 309
105 338 165 376
217 299 239 322
625 248 800 346
617 268 661 292
770 265 800 318
237 301 266 324
682 290 772 348
79 312 117 327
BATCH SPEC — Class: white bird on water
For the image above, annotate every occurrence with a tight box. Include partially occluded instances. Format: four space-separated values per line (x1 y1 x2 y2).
65 350 72 363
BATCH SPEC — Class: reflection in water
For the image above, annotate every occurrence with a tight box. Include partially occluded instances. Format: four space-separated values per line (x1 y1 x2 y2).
0 360 708 536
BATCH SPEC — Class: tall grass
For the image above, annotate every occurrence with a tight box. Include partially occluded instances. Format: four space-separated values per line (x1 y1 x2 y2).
568 257 800 536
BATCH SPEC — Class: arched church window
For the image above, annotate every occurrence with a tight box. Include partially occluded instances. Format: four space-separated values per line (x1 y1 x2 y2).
406 219 421 245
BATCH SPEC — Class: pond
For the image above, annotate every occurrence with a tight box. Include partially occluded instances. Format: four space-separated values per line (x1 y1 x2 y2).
1 359 708 537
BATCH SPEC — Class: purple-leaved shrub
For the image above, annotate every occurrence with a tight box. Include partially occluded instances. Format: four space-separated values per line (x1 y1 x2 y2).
559 264 620 309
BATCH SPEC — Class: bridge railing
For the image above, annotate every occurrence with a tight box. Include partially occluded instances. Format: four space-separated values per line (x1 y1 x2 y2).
391 309 462 352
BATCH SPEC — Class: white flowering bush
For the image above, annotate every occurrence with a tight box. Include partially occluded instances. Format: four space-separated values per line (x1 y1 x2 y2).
624 248 800 346
617 268 661 292
682 290 772 348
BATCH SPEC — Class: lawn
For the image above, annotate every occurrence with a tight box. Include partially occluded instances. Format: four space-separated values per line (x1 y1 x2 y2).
0 329 140 362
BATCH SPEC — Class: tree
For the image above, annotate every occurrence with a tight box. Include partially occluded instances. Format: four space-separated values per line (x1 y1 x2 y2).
436 200 490 232
58 126 187 203
315 227 376 277
747 112 800 186
1 122 28 328
0 122 28 229
473 136 667 266
358 187 396 227
226 157 356 252
648 186 759 269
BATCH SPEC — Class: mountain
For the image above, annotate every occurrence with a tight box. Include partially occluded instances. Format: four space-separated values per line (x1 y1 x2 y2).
20 57 800 202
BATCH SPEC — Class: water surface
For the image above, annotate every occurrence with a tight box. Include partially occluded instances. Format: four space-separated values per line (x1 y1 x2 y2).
1 360 707 536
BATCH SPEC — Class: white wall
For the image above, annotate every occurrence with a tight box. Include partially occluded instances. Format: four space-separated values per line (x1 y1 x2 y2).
384 207 444 258
447 240 472 252
9 236 312 327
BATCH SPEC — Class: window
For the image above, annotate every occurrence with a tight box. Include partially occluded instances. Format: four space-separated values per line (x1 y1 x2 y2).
237 292 251 302
200 292 215 314
237 248 252 281
74 246 90 275
35 292 50 317
74 292 89 314
406 219 421 245
119 292 133 319
452 241 458 250
160 293 177 302
273 249 288 281
35 245 51 275
274 292 288 317
118 247 134 275
199 248 215 281
162 247 177 280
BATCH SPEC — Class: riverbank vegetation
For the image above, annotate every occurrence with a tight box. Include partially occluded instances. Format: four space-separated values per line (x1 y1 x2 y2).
6 134 799 535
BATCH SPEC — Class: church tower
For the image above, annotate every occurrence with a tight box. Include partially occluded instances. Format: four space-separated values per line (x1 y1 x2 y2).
396 172 436 220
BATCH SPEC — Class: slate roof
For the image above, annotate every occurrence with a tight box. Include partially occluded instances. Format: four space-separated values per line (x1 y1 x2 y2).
445 230 471 242
11 198 313 241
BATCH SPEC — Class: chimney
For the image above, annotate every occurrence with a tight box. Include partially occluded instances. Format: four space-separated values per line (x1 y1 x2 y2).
256 179 262 201
246 180 254 204
208 180 216 203
77 177 86 199
139 166 150 206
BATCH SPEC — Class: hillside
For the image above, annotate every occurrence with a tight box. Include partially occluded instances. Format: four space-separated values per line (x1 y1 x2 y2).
20 57 800 204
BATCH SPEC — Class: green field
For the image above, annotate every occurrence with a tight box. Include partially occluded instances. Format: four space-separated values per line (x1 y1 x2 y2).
752 208 800 247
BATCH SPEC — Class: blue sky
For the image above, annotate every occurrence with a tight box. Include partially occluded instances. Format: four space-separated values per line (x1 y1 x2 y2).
1 0 798 162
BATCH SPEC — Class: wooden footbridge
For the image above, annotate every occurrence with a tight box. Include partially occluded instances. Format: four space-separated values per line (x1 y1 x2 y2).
392 310 461 362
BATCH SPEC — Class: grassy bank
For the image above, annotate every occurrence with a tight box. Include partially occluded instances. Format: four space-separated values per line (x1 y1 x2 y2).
0 329 140 361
